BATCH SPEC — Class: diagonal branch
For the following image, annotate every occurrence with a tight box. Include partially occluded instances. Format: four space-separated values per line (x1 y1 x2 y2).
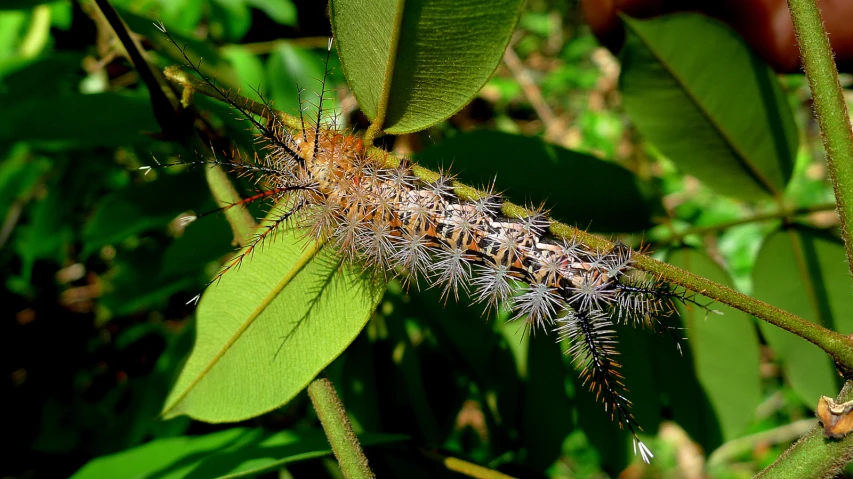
164 60 853 377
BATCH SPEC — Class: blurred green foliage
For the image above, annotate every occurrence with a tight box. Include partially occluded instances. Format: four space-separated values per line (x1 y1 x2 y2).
2 1 850 478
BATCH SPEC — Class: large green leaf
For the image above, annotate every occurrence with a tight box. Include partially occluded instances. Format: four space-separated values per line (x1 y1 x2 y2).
753 227 851 405
0 93 158 148
414 130 663 232
619 14 797 200
161 231 385 422
70 427 406 479
330 0 524 134
667 248 762 441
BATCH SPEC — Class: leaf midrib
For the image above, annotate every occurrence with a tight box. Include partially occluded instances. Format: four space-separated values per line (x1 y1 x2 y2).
162 239 326 416
625 16 781 198
368 0 406 136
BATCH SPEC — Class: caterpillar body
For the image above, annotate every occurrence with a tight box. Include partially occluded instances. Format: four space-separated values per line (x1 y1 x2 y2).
159 29 693 464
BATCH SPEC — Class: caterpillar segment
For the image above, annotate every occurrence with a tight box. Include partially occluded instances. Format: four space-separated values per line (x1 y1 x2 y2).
263 127 678 463
156 26 691 464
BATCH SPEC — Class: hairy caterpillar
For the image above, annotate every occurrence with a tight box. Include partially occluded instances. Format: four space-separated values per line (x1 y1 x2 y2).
154 27 699 464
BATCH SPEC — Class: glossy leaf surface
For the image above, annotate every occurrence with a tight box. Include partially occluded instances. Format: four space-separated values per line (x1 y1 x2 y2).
330 0 524 134
620 14 797 200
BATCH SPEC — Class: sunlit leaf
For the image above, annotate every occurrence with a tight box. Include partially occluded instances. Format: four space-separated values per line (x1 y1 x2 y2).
330 0 524 134
162 231 384 422
70 427 406 479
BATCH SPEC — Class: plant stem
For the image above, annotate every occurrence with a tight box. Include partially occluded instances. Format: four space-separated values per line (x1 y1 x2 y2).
92 0 189 139
787 0 853 278
755 381 853 479
308 378 375 479
655 202 837 246
707 418 818 467
164 64 853 374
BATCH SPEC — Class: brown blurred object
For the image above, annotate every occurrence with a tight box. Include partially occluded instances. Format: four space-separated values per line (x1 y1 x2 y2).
817 395 853 438
581 0 853 73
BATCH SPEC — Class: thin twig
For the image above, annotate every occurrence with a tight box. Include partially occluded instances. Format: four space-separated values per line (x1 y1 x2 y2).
91 0 189 139
654 202 837 247
502 41 563 143
707 418 818 467
239 36 333 54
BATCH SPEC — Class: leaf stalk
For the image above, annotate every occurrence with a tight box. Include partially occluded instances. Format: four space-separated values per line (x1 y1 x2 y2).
308 378 375 479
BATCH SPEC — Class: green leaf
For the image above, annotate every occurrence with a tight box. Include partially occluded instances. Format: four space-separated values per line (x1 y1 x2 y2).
14 179 72 280
210 0 252 41
413 285 523 432
330 0 525 134
0 93 158 149
0 144 50 218
753 227 850 405
0 52 80 89
335 334 382 433
522 337 573 471
70 427 406 479
667 248 762 441
414 130 663 232
158 217 233 280
619 14 797 200
221 45 266 102
265 42 331 119
161 233 385 422
246 0 297 26
119 8 237 86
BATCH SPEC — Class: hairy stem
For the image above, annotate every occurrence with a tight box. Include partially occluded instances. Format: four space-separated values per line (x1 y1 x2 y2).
787 0 853 278
308 378 375 479
164 65 853 374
